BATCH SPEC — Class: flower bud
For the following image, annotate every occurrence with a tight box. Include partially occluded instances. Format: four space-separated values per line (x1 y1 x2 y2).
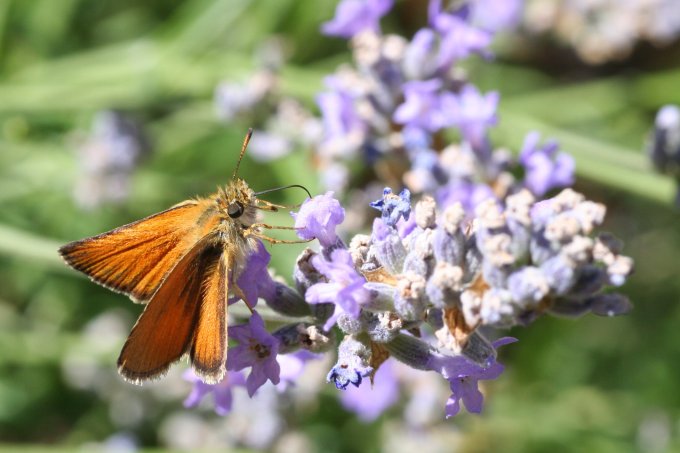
384 333 435 371
264 282 311 317
327 335 373 389
461 331 496 367
589 293 633 317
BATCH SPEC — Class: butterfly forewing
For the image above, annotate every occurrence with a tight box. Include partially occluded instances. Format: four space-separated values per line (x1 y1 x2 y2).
190 253 229 384
117 234 223 383
59 199 220 302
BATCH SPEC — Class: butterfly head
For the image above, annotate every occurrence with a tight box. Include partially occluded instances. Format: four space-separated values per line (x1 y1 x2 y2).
217 178 258 228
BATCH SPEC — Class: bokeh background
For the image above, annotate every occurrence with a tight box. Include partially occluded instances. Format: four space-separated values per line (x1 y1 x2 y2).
1 0 679 451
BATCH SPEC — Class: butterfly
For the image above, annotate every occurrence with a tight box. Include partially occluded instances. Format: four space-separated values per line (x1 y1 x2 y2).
59 130 309 385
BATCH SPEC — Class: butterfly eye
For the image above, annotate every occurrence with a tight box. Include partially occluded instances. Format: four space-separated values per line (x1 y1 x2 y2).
227 201 244 219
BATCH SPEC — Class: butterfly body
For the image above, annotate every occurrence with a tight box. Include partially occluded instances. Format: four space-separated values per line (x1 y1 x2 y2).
60 177 262 385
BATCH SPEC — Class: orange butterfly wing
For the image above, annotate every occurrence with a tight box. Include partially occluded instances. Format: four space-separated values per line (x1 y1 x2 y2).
59 199 220 302
190 254 228 384
117 235 225 383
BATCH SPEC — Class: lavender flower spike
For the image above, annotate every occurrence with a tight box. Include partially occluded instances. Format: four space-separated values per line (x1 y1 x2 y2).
321 0 394 38
226 311 281 397
370 187 412 227
440 84 499 148
293 191 345 247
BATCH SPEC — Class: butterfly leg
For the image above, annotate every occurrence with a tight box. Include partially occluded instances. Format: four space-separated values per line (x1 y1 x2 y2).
244 223 312 245
226 252 256 314
232 282 255 314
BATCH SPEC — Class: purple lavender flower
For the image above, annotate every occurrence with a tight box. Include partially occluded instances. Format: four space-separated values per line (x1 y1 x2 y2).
648 105 680 206
397 211 418 238
293 191 345 247
437 180 495 214
226 311 281 397
276 350 321 391
183 369 246 416
317 86 365 157
370 187 412 227
519 132 575 197
443 337 516 417
440 84 499 148
403 28 438 80
75 110 150 209
305 248 372 330
246 130 293 162
321 0 394 38
327 335 373 389
428 2 493 70
469 0 523 32
232 240 275 307
445 361 503 417
393 79 447 132
340 359 400 421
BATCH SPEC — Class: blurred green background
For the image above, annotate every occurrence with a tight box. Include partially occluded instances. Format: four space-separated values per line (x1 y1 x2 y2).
1 0 679 451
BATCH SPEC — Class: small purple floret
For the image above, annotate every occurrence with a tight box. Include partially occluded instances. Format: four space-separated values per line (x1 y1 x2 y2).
226 311 281 397
370 187 412 227
326 336 374 390
441 84 499 148
305 248 372 329
293 191 345 247
232 240 275 307
428 337 516 417
321 0 394 38
394 79 447 132
520 132 575 197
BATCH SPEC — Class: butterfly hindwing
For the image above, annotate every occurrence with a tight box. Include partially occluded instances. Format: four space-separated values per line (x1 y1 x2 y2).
117 235 223 383
190 253 228 384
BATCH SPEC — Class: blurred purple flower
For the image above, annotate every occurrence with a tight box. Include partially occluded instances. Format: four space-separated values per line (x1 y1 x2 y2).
183 369 246 416
226 311 281 397
306 248 372 330
317 87 365 156
293 191 345 247
246 131 293 162
340 359 400 421
394 79 447 132
321 0 394 38
276 350 321 391
428 1 493 70
519 132 575 197
403 28 437 79
469 0 524 32
441 84 499 148
370 187 412 227
437 180 495 214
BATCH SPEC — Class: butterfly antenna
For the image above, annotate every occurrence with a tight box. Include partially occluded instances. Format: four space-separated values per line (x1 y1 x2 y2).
254 184 312 199
232 128 253 180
